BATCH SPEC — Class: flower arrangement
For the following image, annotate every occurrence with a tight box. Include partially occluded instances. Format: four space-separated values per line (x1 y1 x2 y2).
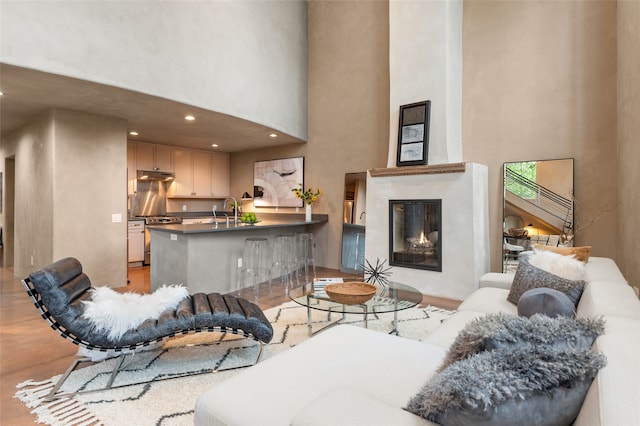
291 183 321 205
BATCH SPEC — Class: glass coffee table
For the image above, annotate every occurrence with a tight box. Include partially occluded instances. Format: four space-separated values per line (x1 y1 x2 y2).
289 280 423 336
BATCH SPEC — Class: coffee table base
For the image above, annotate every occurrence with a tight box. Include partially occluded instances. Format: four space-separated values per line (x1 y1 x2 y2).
305 301 400 336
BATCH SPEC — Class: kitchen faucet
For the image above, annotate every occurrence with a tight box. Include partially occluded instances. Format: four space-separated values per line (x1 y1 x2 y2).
224 197 238 224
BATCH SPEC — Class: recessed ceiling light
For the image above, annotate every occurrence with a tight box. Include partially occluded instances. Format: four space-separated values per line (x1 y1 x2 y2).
211 143 219 148
0 91 4 96
129 131 139 136
185 115 195 121
269 133 278 138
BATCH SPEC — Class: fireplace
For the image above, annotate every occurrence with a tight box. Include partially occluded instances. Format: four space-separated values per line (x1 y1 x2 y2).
389 199 442 272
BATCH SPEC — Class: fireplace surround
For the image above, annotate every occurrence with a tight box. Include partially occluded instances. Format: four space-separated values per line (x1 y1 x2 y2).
366 162 489 300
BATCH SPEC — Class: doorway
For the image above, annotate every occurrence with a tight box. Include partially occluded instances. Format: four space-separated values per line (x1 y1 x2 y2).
340 172 366 273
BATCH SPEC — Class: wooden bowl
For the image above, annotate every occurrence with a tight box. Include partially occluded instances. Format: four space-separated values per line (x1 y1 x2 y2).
324 282 377 305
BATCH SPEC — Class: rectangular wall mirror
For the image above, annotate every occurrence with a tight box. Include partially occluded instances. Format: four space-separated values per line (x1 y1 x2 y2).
341 172 367 273
502 158 574 272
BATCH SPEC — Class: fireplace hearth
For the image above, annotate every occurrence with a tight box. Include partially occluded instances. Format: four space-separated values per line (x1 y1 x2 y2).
389 199 442 272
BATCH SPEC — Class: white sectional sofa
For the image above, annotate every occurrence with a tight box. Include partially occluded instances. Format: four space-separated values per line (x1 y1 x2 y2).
195 257 640 426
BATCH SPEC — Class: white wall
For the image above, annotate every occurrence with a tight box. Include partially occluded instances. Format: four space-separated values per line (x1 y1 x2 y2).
0 0 308 140
388 0 463 167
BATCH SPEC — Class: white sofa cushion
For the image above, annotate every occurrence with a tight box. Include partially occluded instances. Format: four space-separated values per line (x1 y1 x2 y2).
478 272 515 289
194 325 447 426
422 311 490 348
584 257 628 284
291 389 436 426
577 281 640 320
457 287 517 315
574 315 640 426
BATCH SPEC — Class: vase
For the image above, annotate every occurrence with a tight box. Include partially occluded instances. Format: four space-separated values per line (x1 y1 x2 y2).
305 204 312 222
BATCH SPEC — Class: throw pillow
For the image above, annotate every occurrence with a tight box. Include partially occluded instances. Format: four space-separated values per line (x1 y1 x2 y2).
533 244 591 263
406 344 606 426
438 313 604 371
82 284 189 341
517 287 575 318
507 256 586 305
527 249 585 281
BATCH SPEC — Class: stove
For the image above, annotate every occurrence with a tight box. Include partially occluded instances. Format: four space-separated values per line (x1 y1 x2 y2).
142 216 182 225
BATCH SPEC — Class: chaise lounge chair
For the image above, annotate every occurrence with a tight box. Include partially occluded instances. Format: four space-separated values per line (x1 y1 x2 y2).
22 257 274 400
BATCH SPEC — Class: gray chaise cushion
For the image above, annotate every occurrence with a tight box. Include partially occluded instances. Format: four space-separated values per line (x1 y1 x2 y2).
517 287 576 318
507 256 586 305
405 344 606 426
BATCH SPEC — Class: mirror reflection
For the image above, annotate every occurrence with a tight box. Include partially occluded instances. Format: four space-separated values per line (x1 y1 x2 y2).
341 172 367 273
503 159 574 272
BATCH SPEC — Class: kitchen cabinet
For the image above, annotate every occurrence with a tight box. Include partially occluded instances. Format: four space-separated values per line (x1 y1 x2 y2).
170 148 230 198
127 220 145 263
127 143 137 195
193 151 212 196
211 152 230 197
135 142 173 172
171 149 195 196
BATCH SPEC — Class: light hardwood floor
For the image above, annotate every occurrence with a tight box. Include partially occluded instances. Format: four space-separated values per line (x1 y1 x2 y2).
0 264 460 425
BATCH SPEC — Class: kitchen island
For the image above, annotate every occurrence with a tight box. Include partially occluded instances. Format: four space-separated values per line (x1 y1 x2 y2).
148 213 328 294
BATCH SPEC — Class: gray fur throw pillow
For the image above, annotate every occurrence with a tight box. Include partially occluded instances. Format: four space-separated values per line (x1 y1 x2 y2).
405 344 606 426
438 313 605 372
507 256 586 305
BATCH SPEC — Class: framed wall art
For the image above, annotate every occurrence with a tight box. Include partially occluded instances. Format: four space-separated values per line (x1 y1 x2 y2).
253 157 304 207
396 100 431 167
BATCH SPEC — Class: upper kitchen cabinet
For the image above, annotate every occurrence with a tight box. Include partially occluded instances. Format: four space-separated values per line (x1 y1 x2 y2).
211 152 230 197
135 142 173 172
127 143 137 195
169 148 230 198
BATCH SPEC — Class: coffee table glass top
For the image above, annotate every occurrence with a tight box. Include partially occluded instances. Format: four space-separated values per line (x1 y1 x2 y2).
288 280 423 314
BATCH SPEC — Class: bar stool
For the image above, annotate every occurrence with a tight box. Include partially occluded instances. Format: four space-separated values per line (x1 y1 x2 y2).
242 237 271 299
272 234 297 294
295 232 317 284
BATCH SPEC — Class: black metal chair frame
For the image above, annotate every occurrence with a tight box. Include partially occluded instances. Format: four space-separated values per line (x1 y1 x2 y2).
22 275 269 401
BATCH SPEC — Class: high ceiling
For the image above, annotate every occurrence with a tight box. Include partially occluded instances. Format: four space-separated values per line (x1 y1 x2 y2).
0 64 305 153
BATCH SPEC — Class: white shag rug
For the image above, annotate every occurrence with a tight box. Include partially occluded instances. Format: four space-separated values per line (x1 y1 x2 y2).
15 301 454 426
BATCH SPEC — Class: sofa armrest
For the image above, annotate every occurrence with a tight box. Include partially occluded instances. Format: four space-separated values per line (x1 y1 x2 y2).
291 389 436 426
478 272 515 289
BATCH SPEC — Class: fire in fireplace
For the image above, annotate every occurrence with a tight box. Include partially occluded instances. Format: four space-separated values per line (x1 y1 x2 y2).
389 199 442 272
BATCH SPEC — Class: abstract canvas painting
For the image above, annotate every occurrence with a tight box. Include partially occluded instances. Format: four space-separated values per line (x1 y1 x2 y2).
253 157 304 207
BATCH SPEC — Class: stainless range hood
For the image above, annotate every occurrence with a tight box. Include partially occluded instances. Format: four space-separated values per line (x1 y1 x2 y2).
137 170 175 181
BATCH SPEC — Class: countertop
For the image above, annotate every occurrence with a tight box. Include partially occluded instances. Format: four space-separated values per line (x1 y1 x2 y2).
146 214 328 234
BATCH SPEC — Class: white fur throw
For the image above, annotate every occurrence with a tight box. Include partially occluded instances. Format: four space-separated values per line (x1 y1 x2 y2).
82 285 189 341
528 249 585 281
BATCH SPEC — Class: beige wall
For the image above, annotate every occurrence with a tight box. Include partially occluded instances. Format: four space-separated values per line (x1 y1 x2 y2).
2 109 128 287
462 1 618 272
617 0 640 289
229 1 390 270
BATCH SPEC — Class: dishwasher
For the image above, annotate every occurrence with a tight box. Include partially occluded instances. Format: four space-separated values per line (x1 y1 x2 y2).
127 220 145 265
